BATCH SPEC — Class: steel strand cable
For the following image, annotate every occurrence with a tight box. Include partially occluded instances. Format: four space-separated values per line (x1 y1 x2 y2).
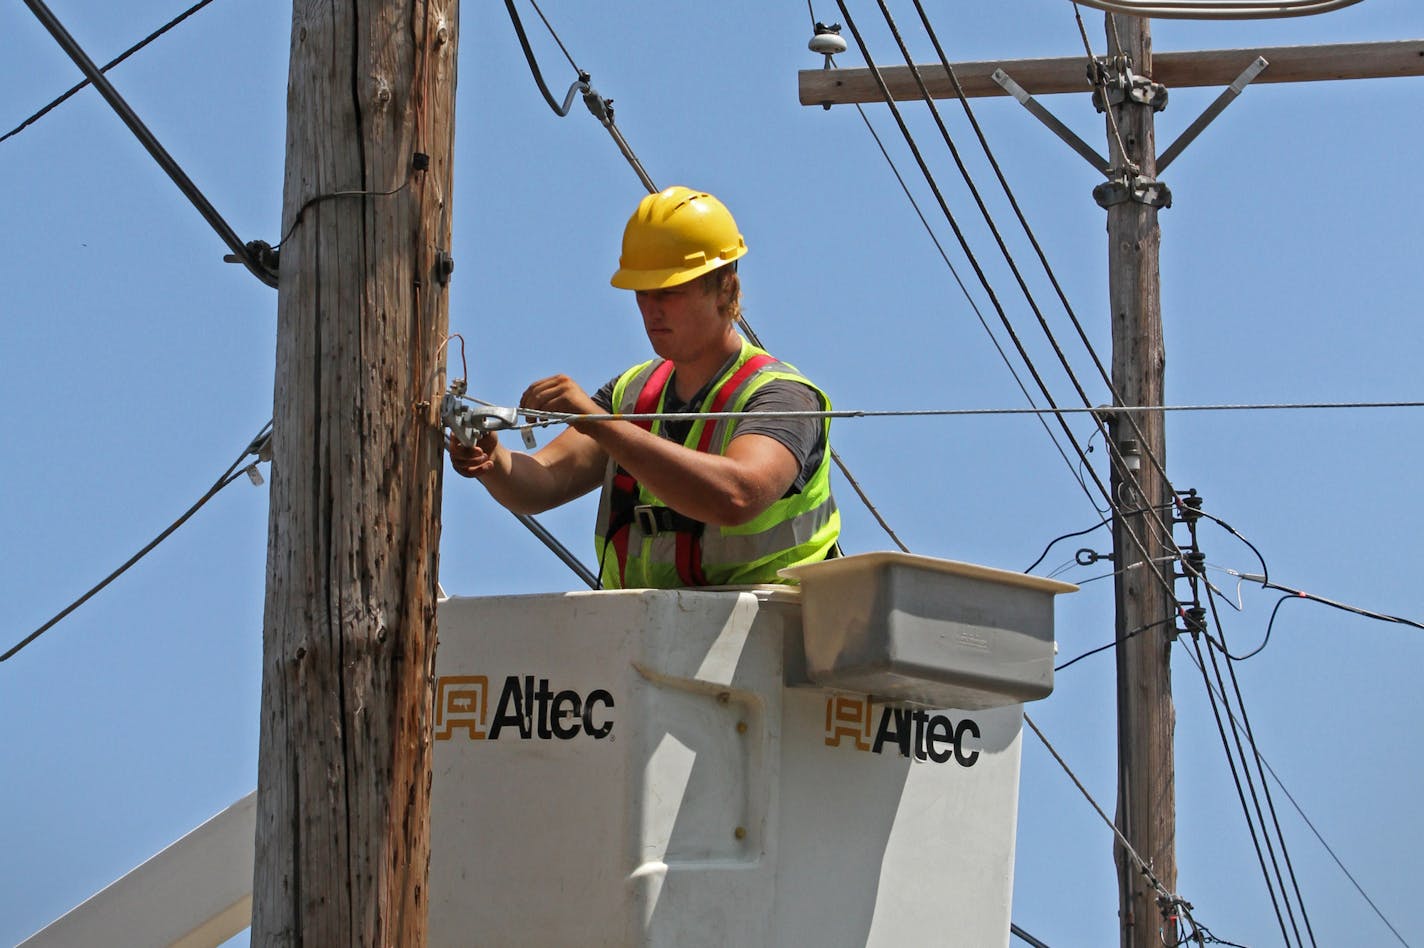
2 420 272 663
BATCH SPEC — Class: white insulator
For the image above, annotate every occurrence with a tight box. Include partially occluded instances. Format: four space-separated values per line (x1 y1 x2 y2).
808 32 848 56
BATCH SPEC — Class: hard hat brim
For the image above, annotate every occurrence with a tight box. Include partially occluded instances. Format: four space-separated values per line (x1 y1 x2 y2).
609 248 746 292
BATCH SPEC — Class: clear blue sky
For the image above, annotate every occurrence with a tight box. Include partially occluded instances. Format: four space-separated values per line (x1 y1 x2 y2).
2 1 1420 945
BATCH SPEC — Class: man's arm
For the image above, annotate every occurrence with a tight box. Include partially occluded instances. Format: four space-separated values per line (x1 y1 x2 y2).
448 426 607 515
521 375 800 527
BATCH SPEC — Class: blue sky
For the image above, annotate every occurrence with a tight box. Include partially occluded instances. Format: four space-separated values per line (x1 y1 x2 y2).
2 1 1420 945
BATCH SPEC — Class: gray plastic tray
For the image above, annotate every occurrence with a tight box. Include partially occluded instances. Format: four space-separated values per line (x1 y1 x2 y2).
782 552 1076 710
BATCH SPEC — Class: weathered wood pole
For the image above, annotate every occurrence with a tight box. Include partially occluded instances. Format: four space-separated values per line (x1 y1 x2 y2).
253 0 458 943
1104 14 1178 948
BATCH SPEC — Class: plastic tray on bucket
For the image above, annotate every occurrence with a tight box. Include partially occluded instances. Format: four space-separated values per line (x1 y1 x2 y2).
781 552 1076 710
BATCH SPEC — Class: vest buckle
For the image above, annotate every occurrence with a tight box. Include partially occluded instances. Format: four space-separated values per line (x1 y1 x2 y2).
634 504 662 537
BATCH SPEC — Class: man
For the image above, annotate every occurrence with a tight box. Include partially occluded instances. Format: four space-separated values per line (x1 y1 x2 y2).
449 186 839 588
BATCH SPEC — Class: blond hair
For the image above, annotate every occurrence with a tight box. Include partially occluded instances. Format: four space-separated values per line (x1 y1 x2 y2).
699 265 742 324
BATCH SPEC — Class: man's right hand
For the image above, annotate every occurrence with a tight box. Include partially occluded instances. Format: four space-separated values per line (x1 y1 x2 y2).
448 430 500 478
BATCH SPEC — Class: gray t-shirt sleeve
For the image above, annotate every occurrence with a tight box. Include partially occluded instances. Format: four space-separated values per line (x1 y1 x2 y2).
732 380 825 493
592 377 617 412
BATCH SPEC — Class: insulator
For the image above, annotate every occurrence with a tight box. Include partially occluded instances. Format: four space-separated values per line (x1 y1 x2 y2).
809 24 847 57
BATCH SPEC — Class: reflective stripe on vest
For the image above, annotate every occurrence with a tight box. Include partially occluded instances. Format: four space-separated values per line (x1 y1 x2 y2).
594 339 840 589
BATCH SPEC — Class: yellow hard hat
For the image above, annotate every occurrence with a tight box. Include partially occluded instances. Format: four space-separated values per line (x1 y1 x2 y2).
610 186 748 291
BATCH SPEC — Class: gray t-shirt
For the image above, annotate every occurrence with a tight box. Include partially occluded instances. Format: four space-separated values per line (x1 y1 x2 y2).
592 360 826 494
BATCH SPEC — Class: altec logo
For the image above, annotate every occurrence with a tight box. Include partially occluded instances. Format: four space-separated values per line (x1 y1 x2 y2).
433 674 615 742
824 695 980 766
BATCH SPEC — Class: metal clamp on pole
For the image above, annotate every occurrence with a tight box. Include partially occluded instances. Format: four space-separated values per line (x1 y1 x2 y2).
1157 56 1270 173
992 68 1111 175
1090 57 1169 113
441 391 519 448
1093 173 1173 209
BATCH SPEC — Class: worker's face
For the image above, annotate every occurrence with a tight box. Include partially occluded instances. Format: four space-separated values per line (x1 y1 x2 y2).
634 276 733 363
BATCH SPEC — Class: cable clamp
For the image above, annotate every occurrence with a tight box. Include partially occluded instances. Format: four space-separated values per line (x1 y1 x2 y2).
582 84 612 126
1090 57 1168 113
223 239 281 277
441 393 518 447
1093 172 1172 210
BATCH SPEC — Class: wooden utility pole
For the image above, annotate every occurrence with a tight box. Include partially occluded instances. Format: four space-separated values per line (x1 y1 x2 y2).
253 1 458 944
1099 17 1177 948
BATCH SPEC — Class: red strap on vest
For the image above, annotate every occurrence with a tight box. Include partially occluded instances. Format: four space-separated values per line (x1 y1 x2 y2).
619 352 777 587
694 354 777 453
633 360 675 430
607 363 674 586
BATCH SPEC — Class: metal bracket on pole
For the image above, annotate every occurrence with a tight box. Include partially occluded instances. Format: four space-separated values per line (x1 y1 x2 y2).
992 68 1111 175
1157 56 1269 173
1093 173 1173 209
1090 57 1169 114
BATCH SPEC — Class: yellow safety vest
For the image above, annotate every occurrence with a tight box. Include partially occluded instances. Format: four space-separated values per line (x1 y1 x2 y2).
594 340 840 589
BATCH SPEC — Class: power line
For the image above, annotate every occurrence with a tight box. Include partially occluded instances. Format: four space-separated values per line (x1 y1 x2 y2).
841 86 1101 509
1181 514 1318 946
1 0 220 145
1180 641 1413 946
469 398 1424 431
2 420 272 664
500 1 912 557
1023 712 1215 944
833 0 1184 614
19 0 277 287
908 0 1181 539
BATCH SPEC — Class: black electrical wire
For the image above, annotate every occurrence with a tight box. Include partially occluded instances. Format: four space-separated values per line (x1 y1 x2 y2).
1197 507 1270 588
845 93 1096 512
1 0 219 145
1023 504 1173 574
1180 642 1414 947
19 0 277 288
880 1 1202 684
503 0 588 116
896 2 1183 569
1186 630 1296 945
908 0 1179 539
834 0 1182 611
1257 580 1424 632
1201 586 1317 947
2 420 272 664
1010 922 1052 947
505 2 910 556
526 0 580 73
1054 616 1174 672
